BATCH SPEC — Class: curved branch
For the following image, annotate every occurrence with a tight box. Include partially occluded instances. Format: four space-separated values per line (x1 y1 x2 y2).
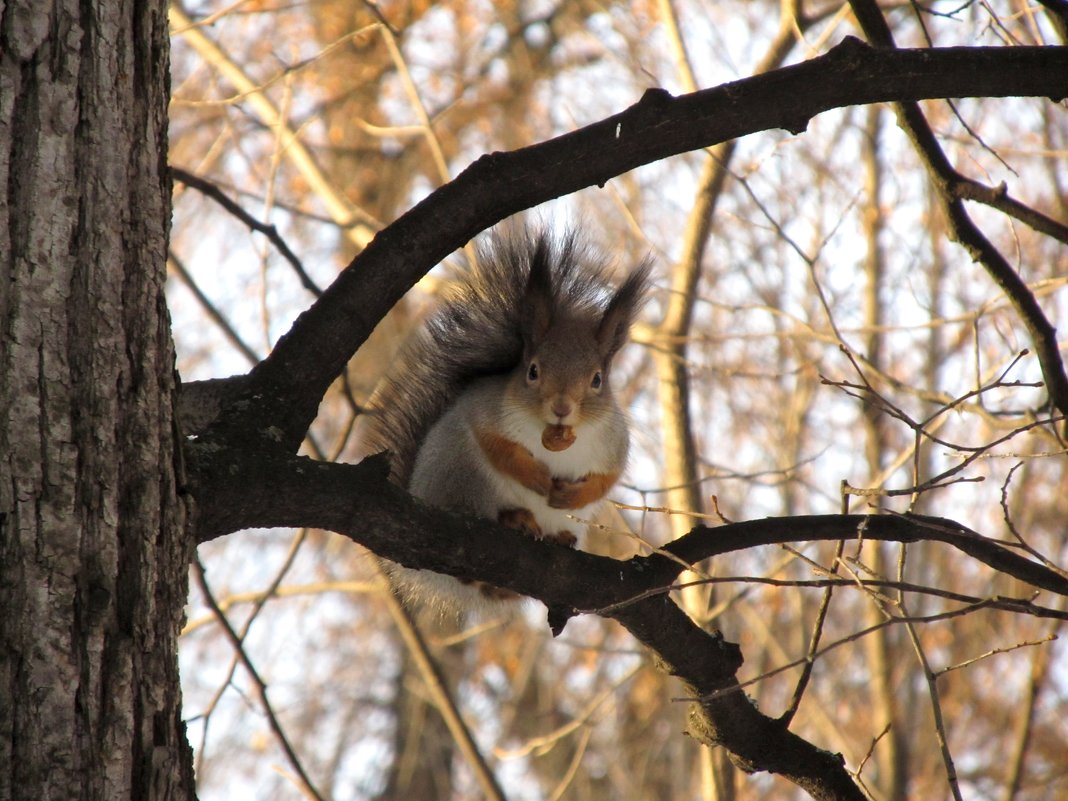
655 515 1068 598
193 40 1068 452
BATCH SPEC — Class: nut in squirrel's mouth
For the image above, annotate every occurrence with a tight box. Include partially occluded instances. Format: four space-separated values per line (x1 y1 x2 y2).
542 424 576 451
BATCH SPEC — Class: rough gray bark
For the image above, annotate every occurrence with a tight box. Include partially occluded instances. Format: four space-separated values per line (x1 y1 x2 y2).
0 2 193 800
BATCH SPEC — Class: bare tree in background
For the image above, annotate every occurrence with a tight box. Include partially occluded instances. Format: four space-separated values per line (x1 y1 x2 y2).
4 1 1068 800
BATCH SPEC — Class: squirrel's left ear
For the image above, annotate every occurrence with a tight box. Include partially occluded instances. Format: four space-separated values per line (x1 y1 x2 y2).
521 235 556 348
597 258 651 360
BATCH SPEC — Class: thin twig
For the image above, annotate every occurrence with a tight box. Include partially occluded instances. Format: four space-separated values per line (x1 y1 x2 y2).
181 578 378 636
595 572 1068 622
681 600 1002 703
841 413 1064 501
828 346 1064 500
192 549 324 801
852 722 891 797
934 634 1056 677
168 250 261 365
953 179 1068 246
901 612 964 801
370 10 451 186
780 539 843 726
172 166 323 297
998 461 1068 577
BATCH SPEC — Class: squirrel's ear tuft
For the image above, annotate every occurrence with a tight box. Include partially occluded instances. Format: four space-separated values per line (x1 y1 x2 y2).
598 258 651 360
521 234 556 347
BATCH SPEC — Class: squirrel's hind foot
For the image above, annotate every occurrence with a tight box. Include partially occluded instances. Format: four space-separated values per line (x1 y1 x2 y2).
458 577 521 601
498 507 577 548
498 507 543 538
543 530 577 548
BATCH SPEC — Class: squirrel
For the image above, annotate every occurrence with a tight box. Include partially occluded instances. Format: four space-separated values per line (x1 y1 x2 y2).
365 226 650 611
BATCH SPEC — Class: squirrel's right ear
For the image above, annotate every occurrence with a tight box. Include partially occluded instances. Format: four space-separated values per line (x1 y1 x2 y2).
598 258 651 359
521 236 555 346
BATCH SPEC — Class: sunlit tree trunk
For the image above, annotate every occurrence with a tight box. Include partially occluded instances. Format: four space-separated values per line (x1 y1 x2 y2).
653 152 737 801
0 2 192 799
381 640 458 799
858 105 908 801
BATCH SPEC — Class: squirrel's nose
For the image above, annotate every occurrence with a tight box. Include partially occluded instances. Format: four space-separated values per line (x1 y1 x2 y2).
551 398 573 419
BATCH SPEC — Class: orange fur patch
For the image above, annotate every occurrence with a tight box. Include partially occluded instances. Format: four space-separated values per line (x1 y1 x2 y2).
475 429 552 495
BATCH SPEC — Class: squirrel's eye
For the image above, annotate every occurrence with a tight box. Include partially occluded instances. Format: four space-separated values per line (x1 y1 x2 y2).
591 371 603 390
527 362 539 382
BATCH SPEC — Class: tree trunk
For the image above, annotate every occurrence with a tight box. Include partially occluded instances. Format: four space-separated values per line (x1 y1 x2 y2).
0 2 193 800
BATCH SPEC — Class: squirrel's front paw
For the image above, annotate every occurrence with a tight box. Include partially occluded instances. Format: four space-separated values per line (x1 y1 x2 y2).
548 477 585 509
549 471 617 509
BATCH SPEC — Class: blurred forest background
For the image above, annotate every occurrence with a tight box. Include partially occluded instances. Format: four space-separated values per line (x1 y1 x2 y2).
167 1 1068 799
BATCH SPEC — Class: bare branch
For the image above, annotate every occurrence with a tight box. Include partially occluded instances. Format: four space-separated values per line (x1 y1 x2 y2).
847 0 1068 421
192 554 325 801
903 608 963 801
172 166 323 297
188 39 1068 452
935 634 1056 676
187 440 1068 801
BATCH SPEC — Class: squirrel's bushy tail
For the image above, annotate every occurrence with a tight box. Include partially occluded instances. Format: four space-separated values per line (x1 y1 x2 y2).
364 227 621 487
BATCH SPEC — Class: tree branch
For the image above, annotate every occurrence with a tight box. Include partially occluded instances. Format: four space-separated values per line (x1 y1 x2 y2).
187 443 1068 801
846 0 1068 419
171 167 324 297
191 40 1068 452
